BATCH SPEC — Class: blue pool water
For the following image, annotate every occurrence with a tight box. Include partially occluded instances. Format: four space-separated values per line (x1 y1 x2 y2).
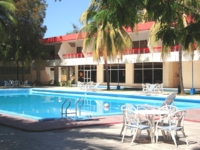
0 88 200 121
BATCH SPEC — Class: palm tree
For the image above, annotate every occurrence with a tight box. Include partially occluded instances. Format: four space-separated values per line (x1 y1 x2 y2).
0 0 16 28
0 0 15 61
96 0 200 94
78 0 132 90
146 0 200 94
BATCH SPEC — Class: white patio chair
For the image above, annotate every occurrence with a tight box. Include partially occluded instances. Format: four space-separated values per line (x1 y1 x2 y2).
13 80 20 87
77 81 84 90
156 105 178 127
89 81 93 86
159 105 178 114
22 80 29 86
154 83 160 93
9 80 14 86
121 107 151 145
154 83 164 93
140 84 156 95
120 104 137 136
137 93 176 110
85 81 94 91
4 80 12 86
146 83 151 90
160 83 164 93
155 110 189 147
142 83 148 92
90 82 100 92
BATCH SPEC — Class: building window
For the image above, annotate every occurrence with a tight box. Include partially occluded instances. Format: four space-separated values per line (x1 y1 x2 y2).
78 65 96 82
134 62 162 83
132 40 147 48
77 47 82 53
103 64 125 83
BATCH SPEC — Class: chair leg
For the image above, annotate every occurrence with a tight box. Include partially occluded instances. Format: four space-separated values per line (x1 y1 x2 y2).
156 128 159 143
180 129 189 146
161 130 167 141
171 131 177 147
120 124 125 136
131 128 139 145
121 126 127 143
147 130 150 138
166 131 171 141
137 129 143 140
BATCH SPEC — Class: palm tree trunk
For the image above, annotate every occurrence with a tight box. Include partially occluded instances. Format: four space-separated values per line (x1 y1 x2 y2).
178 44 185 94
105 59 110 90
16 60 19 80
22 61 24 82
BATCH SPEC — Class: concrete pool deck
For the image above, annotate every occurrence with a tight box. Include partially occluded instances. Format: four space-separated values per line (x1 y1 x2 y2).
0 87 200 149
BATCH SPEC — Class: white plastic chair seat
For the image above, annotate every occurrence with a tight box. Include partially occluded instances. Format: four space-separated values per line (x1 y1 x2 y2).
157 125 183 131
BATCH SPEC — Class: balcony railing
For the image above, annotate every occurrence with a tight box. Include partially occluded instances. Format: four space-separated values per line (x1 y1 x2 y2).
61 45 196 59
62 47 153 59
62 52 93 59
124 48 150 54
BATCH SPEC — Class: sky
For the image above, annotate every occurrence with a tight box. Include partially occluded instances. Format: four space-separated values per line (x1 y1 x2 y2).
43 0 90 38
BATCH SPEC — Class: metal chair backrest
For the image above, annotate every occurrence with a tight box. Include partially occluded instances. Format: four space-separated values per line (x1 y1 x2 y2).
169 110 186 127
161 93 176 107
159 105 178 113
121 105 137 124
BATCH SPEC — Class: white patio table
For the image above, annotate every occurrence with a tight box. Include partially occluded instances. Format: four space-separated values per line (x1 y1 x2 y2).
135 109 169 143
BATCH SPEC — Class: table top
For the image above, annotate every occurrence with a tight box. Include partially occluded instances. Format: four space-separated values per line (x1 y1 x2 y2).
135 109 169 115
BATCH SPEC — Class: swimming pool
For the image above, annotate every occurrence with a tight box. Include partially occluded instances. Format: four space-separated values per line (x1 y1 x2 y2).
0 88 200 121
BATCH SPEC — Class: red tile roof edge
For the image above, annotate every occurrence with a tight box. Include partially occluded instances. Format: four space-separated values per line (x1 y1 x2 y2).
42 21 154 44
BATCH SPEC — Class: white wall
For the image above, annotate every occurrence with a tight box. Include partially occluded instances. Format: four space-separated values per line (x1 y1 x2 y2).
58 42 75 59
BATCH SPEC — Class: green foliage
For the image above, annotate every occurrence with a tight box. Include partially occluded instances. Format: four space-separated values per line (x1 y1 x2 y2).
66 23 80 34
148 0 200 55
0 0 47 80
78 0 133 90
0 0 16 28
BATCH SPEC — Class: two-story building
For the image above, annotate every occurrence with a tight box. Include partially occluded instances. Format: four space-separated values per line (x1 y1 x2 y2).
1 21 199 89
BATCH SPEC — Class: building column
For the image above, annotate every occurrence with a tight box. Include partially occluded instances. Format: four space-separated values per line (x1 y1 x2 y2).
163 62 179 88
126 64 134 85
75 66 78 84
54 67 61 85
97 64 104 84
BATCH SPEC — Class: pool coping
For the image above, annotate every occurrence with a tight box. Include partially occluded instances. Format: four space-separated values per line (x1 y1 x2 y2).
0 113 123 132
0 108 200 132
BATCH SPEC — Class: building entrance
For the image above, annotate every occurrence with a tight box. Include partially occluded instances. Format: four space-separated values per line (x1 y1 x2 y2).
84 70 91 82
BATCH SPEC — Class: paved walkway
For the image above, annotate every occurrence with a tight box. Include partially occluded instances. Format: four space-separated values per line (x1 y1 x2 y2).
0 122 199 150
0 87 200 149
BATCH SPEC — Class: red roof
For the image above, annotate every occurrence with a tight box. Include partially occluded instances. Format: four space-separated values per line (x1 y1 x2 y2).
124 21 154 32
43 21 154 44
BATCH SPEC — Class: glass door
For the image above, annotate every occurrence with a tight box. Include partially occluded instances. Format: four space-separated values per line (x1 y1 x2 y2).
84 70 91 83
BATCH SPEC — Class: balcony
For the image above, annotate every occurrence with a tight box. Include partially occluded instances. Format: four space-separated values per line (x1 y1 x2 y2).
61 45 195 60
62 52 93 59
